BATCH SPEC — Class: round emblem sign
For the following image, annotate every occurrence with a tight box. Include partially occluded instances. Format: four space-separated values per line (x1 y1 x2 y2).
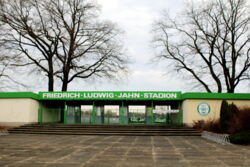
197 103 210 116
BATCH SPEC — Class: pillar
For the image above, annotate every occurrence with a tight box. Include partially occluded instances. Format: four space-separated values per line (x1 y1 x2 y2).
63 101 67 124
38 102 43 124
91 101 96 124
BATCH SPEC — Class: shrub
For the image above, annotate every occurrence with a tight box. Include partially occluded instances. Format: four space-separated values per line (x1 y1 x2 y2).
228 107 250 133
220 100 228 130
193 119 222 133
220 100 238 132
0 126 8 130
229 131 250 145
193 120 205 130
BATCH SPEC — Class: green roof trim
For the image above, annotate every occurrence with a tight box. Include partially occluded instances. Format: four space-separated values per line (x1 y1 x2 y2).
0 92 39 100
0 91 249 100
182 92 250 100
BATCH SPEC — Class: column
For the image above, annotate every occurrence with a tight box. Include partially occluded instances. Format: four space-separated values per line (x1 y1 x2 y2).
38 102 43 124
146 101 154 125
120 101 125 124
91 101 96 124
63 101 67 124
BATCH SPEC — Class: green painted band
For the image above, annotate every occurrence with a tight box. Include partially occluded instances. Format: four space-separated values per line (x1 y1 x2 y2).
0 91 250 100
39 91 182 100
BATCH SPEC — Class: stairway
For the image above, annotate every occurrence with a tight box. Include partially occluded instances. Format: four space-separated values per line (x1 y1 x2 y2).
9 124 201 136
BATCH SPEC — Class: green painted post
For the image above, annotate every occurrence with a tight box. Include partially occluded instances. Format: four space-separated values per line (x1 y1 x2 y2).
38 102 43 124
151 101 154 125
178 101 183 126
91 101 96 124
63 102 67 124
120 101 125 124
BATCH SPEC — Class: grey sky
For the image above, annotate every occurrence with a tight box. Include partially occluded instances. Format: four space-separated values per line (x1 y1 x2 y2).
12 0 249 93
68 0 188 92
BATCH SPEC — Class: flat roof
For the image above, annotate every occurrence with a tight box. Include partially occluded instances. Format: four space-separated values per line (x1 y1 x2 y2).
0 92 39 100
0 91 250 101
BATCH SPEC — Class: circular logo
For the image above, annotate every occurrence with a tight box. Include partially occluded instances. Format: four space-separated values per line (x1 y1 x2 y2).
197 103 210 116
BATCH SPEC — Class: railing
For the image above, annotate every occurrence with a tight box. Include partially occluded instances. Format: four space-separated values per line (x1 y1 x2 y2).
0 129 9 136
202 131 230 144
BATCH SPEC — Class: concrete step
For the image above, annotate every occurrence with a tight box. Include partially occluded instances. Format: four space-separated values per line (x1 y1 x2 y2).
21 124 185 128
9 131 201 136
9 129 198 133
9 124 200 136
12 127 195 132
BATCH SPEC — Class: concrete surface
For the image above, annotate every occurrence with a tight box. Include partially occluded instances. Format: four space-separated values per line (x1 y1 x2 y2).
0 134 249 167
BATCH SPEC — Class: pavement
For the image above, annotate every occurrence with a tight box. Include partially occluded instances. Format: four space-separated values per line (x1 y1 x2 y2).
0 134 249 167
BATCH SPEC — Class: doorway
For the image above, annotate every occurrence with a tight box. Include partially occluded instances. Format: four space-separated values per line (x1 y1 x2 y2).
67 106 81 124
128 105 146 124
104 105 119 124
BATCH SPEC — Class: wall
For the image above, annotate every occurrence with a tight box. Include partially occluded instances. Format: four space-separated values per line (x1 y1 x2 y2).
182 99 250 126
42 104 62 123
0 98 39 127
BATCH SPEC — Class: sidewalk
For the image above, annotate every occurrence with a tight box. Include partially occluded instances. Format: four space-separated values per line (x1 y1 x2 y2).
0 134 249 167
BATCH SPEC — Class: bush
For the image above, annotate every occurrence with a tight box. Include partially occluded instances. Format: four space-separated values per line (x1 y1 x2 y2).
193 120 205 130
229 131 250 145
228 107 250 133
193 119 222 133
220 100 238 132
220 100 229 131
0 126 8 130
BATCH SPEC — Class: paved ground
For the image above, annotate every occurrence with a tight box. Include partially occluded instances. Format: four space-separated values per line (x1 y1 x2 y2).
0 134 249 167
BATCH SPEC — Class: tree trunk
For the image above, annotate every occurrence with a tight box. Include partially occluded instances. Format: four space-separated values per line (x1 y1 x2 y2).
48 74 54 92
61 71 69 91
227 88 235 93
61 80 68 91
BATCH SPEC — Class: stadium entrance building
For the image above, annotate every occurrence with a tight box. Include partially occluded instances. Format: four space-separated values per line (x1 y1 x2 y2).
1 91 250 127
40 91 182 125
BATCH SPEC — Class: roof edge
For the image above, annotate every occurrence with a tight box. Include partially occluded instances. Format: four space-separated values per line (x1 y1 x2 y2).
0 92 249 100
0 92 39 100
182 92 250 100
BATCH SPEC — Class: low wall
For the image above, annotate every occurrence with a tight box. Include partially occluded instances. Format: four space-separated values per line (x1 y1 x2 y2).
0 98 39 127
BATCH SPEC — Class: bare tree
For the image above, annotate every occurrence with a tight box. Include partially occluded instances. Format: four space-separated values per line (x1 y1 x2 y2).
152 0 250 93
0 54 9 90
0 0 128 91
47 0 128 91
0 19 18 90
0 0 61 91
0 42 24 90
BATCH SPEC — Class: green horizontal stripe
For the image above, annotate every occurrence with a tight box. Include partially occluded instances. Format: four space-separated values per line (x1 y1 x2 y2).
0 92 39 100
0 91 249 100
182 92 250 100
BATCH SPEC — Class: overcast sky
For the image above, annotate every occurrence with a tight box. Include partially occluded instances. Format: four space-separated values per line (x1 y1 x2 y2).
67 0 189 92
13 0 248 93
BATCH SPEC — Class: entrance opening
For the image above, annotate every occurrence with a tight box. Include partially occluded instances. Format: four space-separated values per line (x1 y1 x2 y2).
104 105 119 124
128 105 146 124
40 99 182 125
81 105 92 124
67 106 81 124
153 105 170 124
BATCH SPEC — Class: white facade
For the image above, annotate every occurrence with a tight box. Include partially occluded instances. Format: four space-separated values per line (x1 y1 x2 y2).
0 98 39 127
